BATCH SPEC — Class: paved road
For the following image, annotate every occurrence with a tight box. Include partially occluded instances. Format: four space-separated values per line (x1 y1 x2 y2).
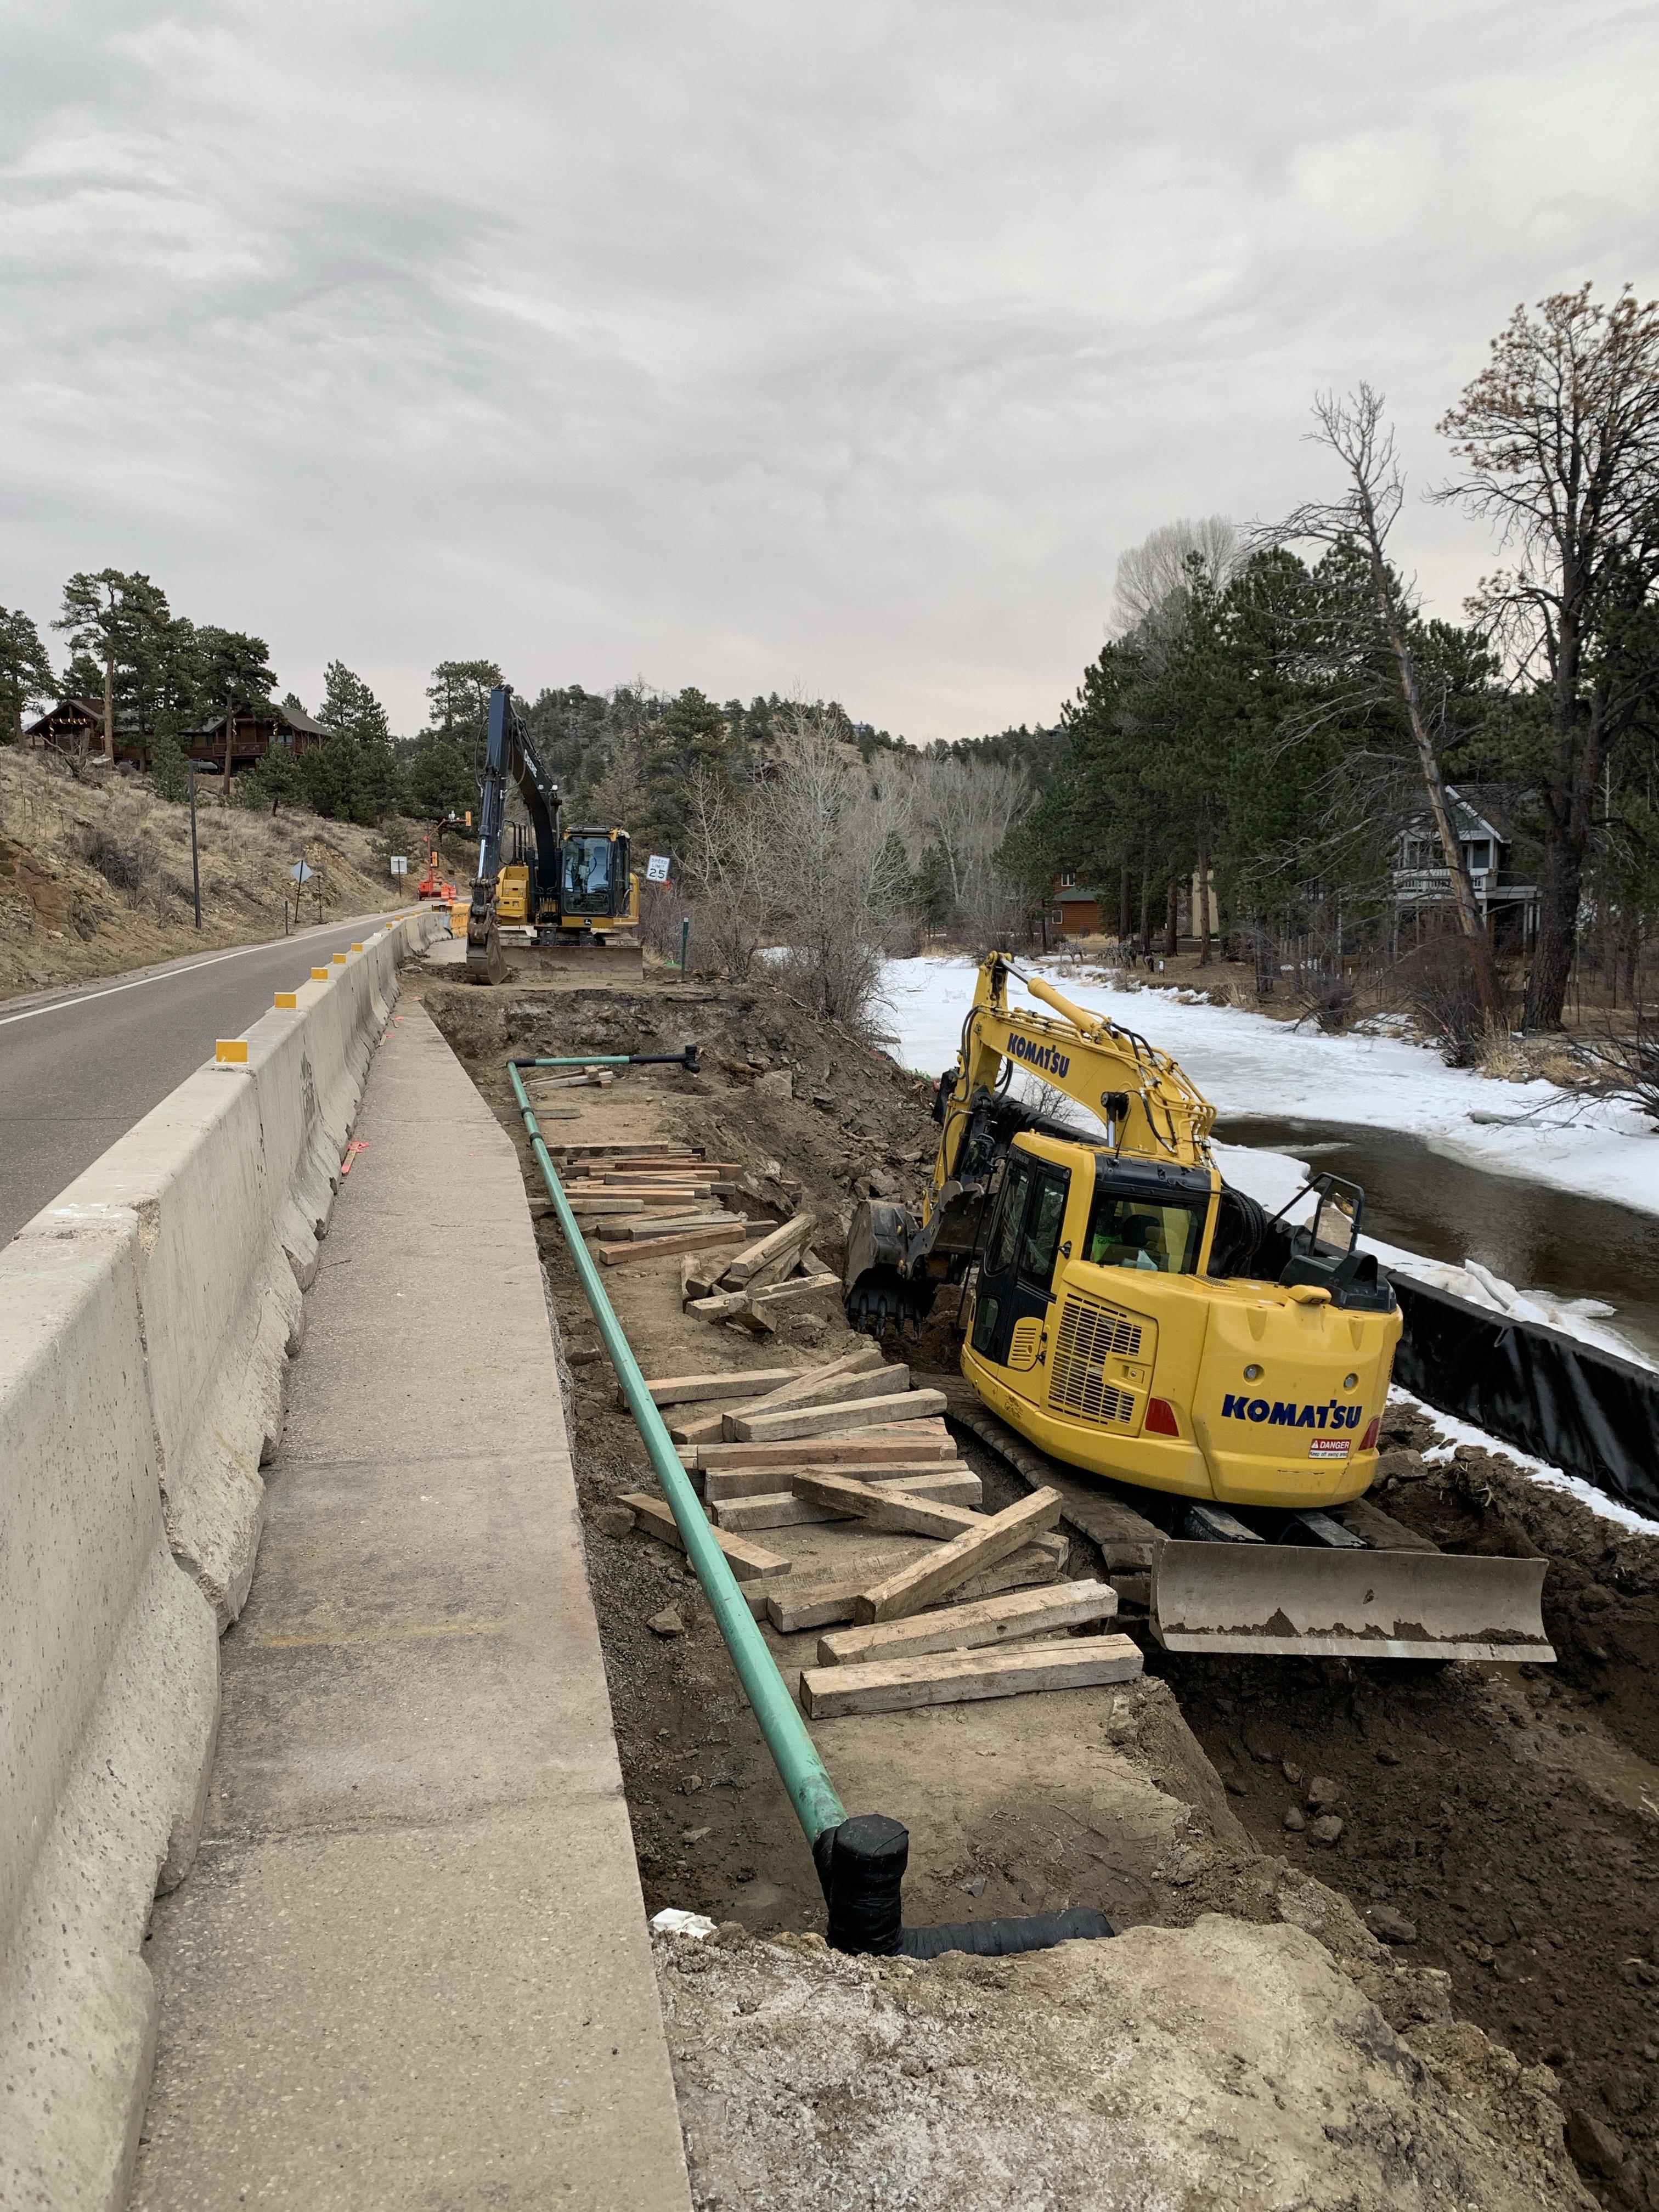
0 916 405 1244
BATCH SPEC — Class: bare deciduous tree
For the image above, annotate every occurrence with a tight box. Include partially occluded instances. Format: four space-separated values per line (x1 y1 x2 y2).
1273 385 1506 1028
1113 515 1241 640
763 702 907 1029
902 750 1030 949
682 763 771 978
1435 285 1659 1030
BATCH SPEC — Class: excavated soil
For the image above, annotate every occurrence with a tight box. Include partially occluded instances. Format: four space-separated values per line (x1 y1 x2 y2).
420 954 1658 2208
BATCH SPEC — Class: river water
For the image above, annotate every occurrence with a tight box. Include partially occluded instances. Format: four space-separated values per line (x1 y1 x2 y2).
1218 1115 1659 1366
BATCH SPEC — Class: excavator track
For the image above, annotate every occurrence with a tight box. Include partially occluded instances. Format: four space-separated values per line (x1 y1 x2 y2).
940 1381 1554 1665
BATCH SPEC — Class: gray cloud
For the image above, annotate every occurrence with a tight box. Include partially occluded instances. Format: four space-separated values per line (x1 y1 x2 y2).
3 0 1656 738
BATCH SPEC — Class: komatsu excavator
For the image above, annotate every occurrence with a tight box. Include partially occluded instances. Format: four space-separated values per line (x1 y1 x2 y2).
465 686 642 981
845 953 1553 1664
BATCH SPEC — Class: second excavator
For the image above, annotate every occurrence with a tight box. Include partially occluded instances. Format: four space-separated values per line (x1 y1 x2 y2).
844 953 1553 1666
464 686 641 980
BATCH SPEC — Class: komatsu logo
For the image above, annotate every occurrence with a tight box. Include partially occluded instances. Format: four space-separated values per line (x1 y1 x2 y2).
1221 1393 1364 1432
1007 1034 1070 1077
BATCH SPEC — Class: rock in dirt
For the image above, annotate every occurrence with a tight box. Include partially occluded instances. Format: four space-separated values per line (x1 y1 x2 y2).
648 1606 686 1637
1308 1814 1344 1848
1565 2106 1624 2177
591 1504 636 1539
1368 1904 1419 1945
1284 1805 1306 1833
655 1915 1591 2209
1306 1774 1341 1810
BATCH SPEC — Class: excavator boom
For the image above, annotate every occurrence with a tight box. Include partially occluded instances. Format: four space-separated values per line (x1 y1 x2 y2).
844 953 1552 1666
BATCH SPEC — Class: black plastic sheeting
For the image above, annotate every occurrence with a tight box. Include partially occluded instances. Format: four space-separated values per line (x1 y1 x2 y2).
1390 1274 1659 1522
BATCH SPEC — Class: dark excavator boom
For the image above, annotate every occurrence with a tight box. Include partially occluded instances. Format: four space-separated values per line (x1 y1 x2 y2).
466 686 561 979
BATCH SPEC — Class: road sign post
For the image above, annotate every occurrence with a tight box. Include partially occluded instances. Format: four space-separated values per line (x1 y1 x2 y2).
188 759 202 929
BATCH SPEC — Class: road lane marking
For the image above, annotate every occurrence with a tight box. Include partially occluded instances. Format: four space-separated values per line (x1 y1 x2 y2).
0 926 374 1030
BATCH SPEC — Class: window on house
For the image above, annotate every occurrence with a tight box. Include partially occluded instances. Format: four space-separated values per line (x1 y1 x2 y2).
1467 840 1492 872
1059 873 1075 888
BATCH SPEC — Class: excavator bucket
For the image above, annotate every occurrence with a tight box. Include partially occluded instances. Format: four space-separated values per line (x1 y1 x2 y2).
465 923 511 985
1150 1541 1554 1663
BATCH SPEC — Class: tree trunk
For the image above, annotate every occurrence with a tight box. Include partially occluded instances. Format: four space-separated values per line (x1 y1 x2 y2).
1119 860 1130 946
1525 670 1607 1031
1353 481 1506 1029
1138 831 1152 958
103 650 115 764
1164 877 1178 959
1196 839 1212 968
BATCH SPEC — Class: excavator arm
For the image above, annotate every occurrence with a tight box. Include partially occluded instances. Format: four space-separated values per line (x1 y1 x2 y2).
848 955 1222 1333
466 687 562 979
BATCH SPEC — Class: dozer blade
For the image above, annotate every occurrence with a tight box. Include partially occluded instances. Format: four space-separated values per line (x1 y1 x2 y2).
1150 1541 1554 1663
518 940 645 979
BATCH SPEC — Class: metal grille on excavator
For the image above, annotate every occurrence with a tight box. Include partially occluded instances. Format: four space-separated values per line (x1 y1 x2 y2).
1048 1294 1141 1425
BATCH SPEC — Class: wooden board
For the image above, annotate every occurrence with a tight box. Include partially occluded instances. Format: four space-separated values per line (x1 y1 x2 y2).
670 1402 766 1447
712 1468 982 1532
731 1389 946 1444
681 1255 727 1301
764 1536 1068 1632
690 1434 958 1472
721 1214 815 1287
751 1273 840 1300
622 1212 746 1239
704 1458 956 1503
644 1368 803 1409
851 1488 1063 1623
619 1492 792 1582
816 1579 1118 1667
730 1344 885 1420
792 1470 985 1539
720 1364 908 1440
735 1356 906 1421
798 1635 1143 1718
596 1223 747 1268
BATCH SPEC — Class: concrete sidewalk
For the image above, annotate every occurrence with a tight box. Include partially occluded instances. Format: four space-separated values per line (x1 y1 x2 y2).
129 1003 690 2209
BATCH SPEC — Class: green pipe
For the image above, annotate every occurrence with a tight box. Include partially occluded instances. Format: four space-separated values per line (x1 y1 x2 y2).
507 1059 848 1847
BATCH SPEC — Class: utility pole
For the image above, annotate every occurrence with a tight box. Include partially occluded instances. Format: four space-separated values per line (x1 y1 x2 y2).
188 758 202 927
223 681 234 805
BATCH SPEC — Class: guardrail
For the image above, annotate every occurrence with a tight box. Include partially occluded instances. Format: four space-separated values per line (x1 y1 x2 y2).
0 907 447 2211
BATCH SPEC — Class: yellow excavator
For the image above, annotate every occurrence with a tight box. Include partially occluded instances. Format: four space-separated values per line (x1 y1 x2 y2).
465 686 642 980
845 954 1553 1664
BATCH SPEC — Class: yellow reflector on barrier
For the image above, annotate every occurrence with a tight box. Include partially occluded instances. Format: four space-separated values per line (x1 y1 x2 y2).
215 1040 248 1064
351 941 363 951
274 991 298 1009
311 967 329 979
333 952 347 963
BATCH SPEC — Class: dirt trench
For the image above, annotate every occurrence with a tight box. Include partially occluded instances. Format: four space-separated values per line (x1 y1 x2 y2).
419 955 1658 2208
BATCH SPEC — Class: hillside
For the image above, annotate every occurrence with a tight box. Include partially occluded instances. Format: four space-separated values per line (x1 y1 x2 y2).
0 751 421 1003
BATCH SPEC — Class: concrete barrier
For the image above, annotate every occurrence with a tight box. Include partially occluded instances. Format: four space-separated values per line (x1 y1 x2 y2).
0 908 448 2209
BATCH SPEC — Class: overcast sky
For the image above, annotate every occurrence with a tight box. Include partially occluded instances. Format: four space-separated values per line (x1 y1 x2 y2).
4 1 1656 743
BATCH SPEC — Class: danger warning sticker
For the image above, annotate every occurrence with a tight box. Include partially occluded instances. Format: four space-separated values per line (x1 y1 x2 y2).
1308 1437 1352 1459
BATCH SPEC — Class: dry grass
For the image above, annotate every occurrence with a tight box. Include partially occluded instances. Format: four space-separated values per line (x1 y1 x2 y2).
0 750 416 1002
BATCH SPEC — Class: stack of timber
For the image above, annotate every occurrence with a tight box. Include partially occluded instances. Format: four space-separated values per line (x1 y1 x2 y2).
622 1347 1142 1716
551 1144 758 1268
680 1211 839 1330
